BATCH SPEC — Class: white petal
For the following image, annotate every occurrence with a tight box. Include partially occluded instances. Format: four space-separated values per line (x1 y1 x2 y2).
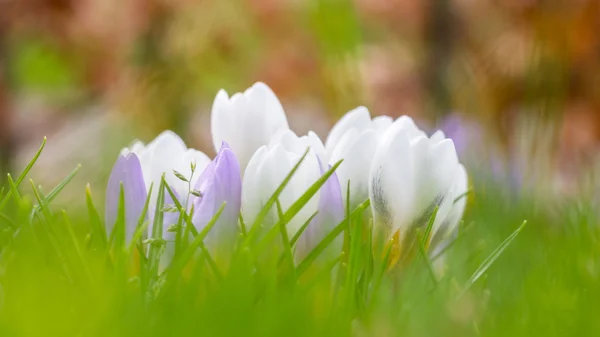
183 149 211 186
211 82 289 172
430 130 446 143
369 130 415 234
146 130 187 154
372 115 393 132
211 89 233 153
325 106 371 158
241 146 270 226
331 129 378 208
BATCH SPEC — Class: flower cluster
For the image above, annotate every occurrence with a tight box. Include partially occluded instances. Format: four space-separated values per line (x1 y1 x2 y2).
106 82 468 261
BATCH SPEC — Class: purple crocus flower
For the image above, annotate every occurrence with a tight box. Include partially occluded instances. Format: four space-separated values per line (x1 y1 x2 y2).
105 152 148 242
192 142 242 253
295 166 345 261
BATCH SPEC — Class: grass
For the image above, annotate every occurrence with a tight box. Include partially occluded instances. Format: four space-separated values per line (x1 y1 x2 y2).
0 140 598 337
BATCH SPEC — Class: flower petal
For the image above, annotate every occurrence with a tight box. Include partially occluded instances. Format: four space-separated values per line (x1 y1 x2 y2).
193 143 242 250
105 153 148 242
295 166 344 260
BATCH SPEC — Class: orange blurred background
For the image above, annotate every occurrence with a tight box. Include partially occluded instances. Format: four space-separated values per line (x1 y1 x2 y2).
1 0 599 200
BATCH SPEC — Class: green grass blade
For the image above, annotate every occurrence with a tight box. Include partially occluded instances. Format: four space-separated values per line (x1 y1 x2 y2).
422 206 438 248
276 199 296 277
296 199 370 277
166 203 226 284
280 159 342 225
0 137 46 211
45 165 81 203
29 179 74 283
461 220 527 296
257 160 343 250
128 183 154 253
85 184 107 249
246 148 310 241
61 210 95 287
416 231 438 288
290 211 319 247
145 176 167 293
6 174 23 205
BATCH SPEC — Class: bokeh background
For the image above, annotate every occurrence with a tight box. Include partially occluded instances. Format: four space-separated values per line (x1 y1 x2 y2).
1 0 600 204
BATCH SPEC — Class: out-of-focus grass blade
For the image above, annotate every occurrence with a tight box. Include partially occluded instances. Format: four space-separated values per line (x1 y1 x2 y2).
30 165 81 220
276 211 319 268
85 184 107 249
431 221 474 262
297 199 370 277
0 212 17 230
145 177 166 293
416 231 438 288
128 183 153 253
276 199 295 277
290 211 318 247
345 201 364 301
258 160 343 249
246 148 310 241
0 137 46 211
61 210 95 287
108 183 127 251
45 165 81 203
6 174 23 205
422 206 438 248
239 214 247 237
29 179 73 283
166 203 225 286
453 188 473 204
461 220 527 296
302 253 344 290
280 160 342 225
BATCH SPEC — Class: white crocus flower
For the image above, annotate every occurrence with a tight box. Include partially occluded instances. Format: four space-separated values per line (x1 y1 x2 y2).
127 130 211 205
242 131 326 238
368 116 467 247
325 106 392 209
211 82 290 172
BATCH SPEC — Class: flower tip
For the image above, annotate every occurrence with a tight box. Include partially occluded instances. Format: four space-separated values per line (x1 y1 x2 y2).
215 89 230 102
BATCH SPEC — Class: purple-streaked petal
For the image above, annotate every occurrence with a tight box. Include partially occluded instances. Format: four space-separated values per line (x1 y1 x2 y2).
105 153 147 242
192 142 242 252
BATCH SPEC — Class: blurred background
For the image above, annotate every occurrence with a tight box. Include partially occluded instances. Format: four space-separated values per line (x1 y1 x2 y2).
1 0 599 204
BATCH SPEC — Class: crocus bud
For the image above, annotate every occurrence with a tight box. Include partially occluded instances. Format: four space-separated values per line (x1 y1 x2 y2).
192 142 242 253
325 106 392 209
105 152 147 242
107 130 211 244
211 82 289 172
